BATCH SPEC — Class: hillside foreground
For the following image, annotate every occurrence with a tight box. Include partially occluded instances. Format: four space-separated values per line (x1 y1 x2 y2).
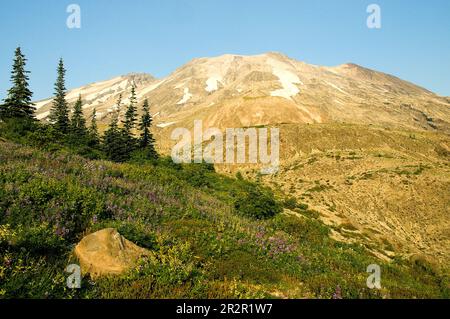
0 128 449 298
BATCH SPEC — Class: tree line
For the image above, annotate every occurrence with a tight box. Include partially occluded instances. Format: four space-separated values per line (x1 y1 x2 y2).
0 47 158 162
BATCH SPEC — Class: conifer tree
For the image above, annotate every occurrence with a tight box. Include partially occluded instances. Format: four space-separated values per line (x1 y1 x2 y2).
1 47 35 119
139 99 158 159
70 95 87 136
89 107 100 145
121 85 138 155
103 94 129 162
122 85 138 136
50 58 70 133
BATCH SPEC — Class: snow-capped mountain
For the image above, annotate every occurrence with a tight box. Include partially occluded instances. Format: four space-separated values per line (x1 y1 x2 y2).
34 52 450 133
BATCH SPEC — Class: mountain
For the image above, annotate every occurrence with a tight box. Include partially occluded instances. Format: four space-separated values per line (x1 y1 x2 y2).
34 52 450 133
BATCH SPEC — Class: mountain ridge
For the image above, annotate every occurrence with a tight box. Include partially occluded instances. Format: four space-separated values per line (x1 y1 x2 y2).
34 52 450 133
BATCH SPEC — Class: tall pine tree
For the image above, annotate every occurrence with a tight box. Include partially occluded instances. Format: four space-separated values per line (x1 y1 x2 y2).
70 95 87 137
88 107 100 145
1 47 35 119
139 99 158 159
103 94 129 162
122 85 138 136
50 59 70 133
121 85 138 155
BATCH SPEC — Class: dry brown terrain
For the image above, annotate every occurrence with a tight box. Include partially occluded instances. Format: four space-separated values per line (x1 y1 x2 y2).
215 123 450 266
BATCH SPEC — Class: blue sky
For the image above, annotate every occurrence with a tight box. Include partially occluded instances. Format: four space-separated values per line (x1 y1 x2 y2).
1 0 449 100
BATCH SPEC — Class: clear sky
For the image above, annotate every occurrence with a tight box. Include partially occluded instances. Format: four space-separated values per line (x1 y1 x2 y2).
1 0 449 100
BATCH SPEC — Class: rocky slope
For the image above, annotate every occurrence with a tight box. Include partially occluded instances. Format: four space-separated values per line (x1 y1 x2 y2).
221 123 450 265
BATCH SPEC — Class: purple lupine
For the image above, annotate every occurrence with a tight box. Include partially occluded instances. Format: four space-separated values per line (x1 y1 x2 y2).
332 285 343 299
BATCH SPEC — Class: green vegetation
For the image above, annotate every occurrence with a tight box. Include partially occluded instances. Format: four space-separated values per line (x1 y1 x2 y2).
0 136 448 299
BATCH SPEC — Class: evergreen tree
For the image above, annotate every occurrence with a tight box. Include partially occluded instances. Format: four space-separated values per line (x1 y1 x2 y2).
121 85 138 155
1 47 35 119
139 99 158 159
103 94 129 162
88 107 100 145
50 59 70 133
122 85 138 136
70 95 87 136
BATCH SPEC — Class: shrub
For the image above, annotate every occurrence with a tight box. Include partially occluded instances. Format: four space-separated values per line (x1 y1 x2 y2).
73 145 104 160
4 176 104 240
298 203 309 210
283 197 298 209
15 224 67 253
156 156 182 170
181 162 215 188
0 117 37 143
117 223 157 250
272 214 329 245
27 124 64 148
129 149 158 164
234 185 282 219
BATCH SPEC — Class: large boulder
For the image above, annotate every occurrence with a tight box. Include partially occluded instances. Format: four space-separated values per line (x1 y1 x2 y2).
74 228 149 278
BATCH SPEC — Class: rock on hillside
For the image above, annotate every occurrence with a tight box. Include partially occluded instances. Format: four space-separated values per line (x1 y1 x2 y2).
74 228 149 278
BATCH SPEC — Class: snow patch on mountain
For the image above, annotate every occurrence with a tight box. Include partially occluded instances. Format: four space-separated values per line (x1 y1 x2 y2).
205 76 221 92
268 58 302 100
202 55 235 92
177 88 193 104
157 121 177 128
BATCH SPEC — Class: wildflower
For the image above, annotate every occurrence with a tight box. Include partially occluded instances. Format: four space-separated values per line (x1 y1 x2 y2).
332 285 343 299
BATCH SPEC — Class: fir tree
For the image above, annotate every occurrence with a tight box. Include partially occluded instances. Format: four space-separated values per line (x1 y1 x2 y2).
139 99 158 159
1 47 35 119
121 85 138 155
50 58 70 133
70 95 87 136
122 85 138 136
88 107 100 145
103 94 129 162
